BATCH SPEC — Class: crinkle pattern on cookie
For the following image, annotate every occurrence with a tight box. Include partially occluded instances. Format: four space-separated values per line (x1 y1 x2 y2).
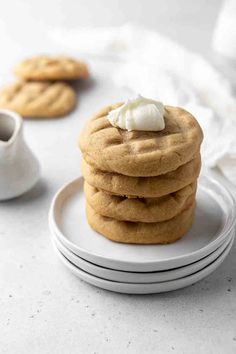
15 56 89 81
82 155 201 197
86 201 196 244
0 81 76 118
80 104 203 177
85 181 196 222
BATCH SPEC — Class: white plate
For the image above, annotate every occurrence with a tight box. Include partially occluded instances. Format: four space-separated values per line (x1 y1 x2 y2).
52 233 233 283
49 174 236 272
54 236 234 294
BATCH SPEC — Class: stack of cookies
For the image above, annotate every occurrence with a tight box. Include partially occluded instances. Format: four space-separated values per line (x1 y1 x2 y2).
80 103 203 244
0 56 89 118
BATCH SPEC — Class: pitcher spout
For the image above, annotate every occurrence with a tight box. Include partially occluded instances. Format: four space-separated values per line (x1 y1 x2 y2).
0 109 22 146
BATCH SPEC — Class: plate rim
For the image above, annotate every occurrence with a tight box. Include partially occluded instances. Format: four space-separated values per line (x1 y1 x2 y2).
49 174 236 271
51 232 233 283
53 235 234 294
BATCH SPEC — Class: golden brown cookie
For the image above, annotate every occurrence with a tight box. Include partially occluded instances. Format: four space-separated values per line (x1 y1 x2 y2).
82 155 201 198
86 201 195 244
80 104 203 177
85 181 196 222
15 56 89 81
0 81 76 118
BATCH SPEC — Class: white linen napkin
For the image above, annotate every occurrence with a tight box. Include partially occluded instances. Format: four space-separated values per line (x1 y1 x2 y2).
50 24 236 184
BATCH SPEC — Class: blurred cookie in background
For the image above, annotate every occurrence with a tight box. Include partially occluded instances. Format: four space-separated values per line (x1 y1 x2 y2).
0 81 77 118
15 55 89 81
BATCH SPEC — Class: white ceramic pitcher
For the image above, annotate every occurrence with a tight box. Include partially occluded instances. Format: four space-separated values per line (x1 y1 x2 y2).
0 109 40 200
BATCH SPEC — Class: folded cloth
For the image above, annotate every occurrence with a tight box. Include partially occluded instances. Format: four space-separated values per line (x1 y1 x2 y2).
51 24 236 184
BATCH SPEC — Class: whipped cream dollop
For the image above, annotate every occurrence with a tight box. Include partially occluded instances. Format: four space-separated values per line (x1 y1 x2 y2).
107 95 165 131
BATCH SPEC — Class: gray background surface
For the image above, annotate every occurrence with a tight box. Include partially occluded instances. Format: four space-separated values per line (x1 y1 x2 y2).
0 0 222 57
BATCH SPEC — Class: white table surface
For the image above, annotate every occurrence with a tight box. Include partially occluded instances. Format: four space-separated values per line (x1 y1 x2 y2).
1 1 236 353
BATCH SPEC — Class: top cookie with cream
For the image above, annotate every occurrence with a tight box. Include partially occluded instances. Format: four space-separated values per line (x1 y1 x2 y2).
80 96 203 177
108 95 165 131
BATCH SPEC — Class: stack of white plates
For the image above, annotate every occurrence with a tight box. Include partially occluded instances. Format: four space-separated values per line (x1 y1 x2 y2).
49 175 236 294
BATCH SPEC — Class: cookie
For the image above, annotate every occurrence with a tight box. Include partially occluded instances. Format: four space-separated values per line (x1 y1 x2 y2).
86 201 195 244
85 181 196 222
80 104 203 177
0 81 76 118
15 56 89 81
82 154 201 198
